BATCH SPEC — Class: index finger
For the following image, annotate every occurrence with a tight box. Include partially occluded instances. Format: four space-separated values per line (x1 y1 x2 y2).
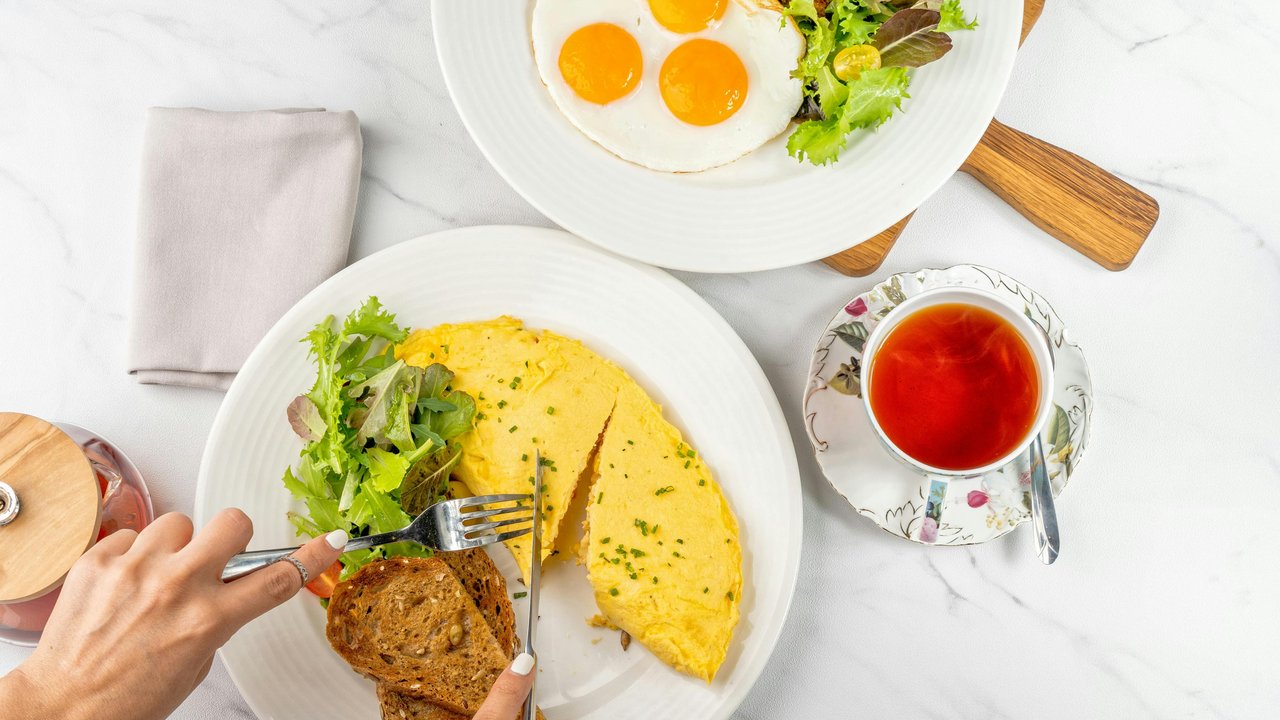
221 530 347 626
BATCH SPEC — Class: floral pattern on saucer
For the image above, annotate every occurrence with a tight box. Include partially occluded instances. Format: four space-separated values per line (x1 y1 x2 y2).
803 265 1093 545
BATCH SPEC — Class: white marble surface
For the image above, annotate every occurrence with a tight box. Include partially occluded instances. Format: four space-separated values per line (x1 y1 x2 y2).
2 1 1278 718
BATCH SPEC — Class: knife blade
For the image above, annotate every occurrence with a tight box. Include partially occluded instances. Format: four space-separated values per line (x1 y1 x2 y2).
522 450 543 720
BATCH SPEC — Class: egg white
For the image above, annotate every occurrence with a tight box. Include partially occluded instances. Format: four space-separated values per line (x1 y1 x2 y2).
531 0 805 173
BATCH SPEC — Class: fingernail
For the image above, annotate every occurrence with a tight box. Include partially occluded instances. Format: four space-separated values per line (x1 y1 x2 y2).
325 529 348 550
510 652 535 676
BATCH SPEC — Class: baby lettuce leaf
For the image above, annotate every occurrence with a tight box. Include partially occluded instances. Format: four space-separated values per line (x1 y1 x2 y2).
287 395 325 442
399 445 462 517
937 0 978 32
873 9 952 68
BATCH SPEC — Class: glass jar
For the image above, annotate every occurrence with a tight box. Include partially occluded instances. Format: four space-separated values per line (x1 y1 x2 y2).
0 419 154 646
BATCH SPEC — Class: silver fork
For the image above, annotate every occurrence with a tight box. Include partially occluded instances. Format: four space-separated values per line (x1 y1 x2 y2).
221 494 534 582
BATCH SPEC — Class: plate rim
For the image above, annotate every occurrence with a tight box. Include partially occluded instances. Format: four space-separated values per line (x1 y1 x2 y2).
429 1 1021 273
195 225 804 719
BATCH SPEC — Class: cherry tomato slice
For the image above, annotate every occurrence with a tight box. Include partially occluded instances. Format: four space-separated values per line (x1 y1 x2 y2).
305 561 343 599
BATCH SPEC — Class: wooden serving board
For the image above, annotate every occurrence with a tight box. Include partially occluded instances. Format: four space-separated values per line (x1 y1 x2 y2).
822 0 1159 276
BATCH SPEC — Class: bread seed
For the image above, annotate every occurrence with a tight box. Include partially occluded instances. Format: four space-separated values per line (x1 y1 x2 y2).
620 630 631 651
449 623 464 646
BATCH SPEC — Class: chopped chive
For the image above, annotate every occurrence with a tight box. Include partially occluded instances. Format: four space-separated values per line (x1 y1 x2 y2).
676 538 684 544
630 548 646 558
597 492 603 504
655 486 675 496
627 439 635 445
476 412 487 420
521 453 529 462
684 460 691 469
442 344 449 353
699 479 706 486
497 400 507 409
629 572 638 579
703 587 709 594
546 406 555 415
726 591 735 601
652 576 658 584
513 591 527 599
609 587 619 597
509 425 518 433
601 536 611 544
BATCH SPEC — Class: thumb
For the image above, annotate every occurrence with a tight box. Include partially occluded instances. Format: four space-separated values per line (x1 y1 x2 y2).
225 529 347 625
474 653 536 720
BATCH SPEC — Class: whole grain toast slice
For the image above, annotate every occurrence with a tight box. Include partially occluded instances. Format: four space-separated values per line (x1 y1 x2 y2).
375 549 519 720
438 549 518 657
376 685 544 720
326 556 510 715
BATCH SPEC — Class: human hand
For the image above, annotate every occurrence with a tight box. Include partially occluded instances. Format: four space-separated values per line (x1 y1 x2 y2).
474 652 536 720
0 510 346 720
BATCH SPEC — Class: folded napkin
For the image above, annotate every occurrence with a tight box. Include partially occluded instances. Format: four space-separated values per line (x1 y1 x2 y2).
128 107 362 390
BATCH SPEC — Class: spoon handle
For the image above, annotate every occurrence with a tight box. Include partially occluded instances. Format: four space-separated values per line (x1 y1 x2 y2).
1029 435 1060 564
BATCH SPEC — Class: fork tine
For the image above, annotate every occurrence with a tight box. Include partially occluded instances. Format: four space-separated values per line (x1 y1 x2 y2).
463 515 533 536
454 527 532 550
457 494 532 509
460 504 531 521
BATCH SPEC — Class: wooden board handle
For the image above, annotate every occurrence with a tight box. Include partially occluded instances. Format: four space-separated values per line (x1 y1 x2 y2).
822 0 1046 276
960 119 1158 270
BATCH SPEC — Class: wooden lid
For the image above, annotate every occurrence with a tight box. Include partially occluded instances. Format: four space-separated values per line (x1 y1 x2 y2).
0 413 102 603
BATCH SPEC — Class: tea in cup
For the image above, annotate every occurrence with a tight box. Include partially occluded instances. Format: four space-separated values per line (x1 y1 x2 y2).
860 287 1054 541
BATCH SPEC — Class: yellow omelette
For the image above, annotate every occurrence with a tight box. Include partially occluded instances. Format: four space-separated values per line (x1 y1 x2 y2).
396 317 741 682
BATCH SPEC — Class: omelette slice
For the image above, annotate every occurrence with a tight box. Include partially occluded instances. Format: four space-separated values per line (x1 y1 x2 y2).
582 381 742 683
396 317 617 581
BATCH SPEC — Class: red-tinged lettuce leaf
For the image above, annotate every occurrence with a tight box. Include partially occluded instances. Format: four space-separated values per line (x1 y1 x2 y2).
287 395 326 442
873 8 952 68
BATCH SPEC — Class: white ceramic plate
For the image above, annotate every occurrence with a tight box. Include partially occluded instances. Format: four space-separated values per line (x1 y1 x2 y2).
431 1 1019 273
195 226 802 720
803 265 1093 545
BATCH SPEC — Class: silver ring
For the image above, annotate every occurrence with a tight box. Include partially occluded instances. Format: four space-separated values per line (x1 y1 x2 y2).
277 555 310 587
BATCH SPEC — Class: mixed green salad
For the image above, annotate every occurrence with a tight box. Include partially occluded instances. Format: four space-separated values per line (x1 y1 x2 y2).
281 297 475 580
783 0 977 166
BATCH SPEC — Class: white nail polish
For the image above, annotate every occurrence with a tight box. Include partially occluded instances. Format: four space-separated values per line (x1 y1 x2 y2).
325 529 349 550
510 652 535 676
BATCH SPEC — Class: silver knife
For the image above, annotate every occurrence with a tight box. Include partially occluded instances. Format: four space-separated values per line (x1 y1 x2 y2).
522 450 544 720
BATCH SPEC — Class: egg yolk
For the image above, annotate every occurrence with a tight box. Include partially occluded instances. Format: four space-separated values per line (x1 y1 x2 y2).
649 0 727 33
558 23 643 105
659 39 748 126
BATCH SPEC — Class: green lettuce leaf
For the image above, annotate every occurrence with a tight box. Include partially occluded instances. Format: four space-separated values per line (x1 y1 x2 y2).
938 0 978 32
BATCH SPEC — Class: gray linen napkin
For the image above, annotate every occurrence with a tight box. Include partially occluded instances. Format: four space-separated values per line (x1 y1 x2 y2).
128 107 362 390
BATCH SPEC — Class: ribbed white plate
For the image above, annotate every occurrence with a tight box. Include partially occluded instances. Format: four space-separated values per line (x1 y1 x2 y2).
195 227 802 720
431 1 1019 273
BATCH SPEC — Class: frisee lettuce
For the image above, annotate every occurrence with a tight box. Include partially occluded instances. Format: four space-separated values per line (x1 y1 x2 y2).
281 297 476 580
783 0 976 166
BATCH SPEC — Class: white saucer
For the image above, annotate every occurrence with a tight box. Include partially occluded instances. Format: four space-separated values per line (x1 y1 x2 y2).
803 265 1093 545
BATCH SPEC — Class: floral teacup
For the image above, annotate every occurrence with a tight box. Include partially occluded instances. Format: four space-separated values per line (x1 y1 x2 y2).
859 287 1055 542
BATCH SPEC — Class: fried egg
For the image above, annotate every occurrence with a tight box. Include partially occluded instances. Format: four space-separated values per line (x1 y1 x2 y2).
532 0 805 172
